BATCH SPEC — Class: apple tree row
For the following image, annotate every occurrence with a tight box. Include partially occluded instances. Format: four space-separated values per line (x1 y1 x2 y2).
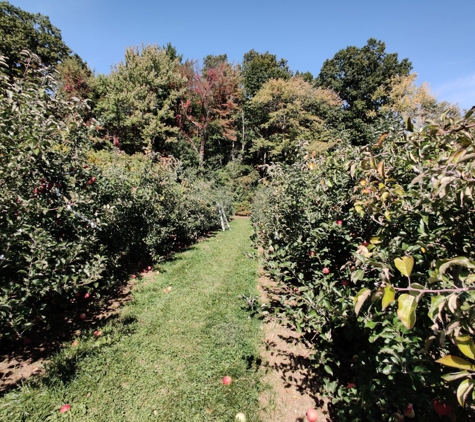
252 107 475 420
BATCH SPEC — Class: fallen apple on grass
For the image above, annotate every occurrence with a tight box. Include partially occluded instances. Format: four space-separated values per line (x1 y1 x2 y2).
222 376 232 385
59 404 71 413
235 412 246 421
93 330 102 337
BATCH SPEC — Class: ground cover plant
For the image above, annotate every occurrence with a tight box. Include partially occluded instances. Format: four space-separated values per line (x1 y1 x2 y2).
252 108 475 421
0 218 263 421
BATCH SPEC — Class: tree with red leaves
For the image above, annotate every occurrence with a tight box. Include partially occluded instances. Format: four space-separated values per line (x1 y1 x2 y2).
177 61 242 166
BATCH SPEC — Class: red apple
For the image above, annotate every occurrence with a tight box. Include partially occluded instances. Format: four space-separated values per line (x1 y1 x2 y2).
322 268 330 275
335 220 343 225
147 266 152 271
59 404 71 413
79 313 86 320
341 281 349 286
433 400 454 417
131 274 136 279
84 292 90 299
404 404 415 418
309 251 315 257
222 376 232 385
72 340 79 347
346 382 356 389
362 241 369 247
306 408 318 422
93 330 102 337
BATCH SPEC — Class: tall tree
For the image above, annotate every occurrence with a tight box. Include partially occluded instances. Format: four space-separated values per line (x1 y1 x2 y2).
177 62 242 166
249 77 342 164
241 49 292 98
375 73 460 126
56 55 93 101
0 1 71 77
202 54 228 76
316 38 412 145
94 44 185 154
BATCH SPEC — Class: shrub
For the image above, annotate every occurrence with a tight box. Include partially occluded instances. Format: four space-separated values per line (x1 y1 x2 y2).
252 107 475 420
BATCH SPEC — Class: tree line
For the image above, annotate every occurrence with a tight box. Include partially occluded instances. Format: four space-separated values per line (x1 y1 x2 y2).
1 1 460 172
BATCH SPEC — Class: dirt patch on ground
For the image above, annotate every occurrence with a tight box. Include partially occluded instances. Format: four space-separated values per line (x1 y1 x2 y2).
0 278 138 394
258 272 329 422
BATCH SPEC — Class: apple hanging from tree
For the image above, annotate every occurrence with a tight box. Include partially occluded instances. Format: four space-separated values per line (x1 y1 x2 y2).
322 268 330 275
404 404 415 418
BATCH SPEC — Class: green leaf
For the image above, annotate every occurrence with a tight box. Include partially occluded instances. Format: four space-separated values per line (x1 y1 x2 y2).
353 288 371 315
436 355 475 371
397 294 417 329
441 370 471 382
457 379 474 406
394 256 414 278
456 335 475 360
438 257 475 276
428 295 446 322
351 269 364 283
381 284 395 310
324 365 333 376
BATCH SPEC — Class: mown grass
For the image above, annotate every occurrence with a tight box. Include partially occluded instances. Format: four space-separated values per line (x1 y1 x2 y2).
0 218 263 421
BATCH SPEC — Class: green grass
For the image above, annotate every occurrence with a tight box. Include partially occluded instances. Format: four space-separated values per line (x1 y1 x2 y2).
0 218 263 421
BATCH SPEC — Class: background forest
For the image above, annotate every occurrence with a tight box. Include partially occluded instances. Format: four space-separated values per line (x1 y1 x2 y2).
1 1 474 421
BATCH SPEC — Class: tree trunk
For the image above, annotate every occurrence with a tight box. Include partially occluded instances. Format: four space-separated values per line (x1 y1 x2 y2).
199 134 206 167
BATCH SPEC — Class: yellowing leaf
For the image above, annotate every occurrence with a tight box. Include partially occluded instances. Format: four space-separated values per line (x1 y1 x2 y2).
371 289 384 302
377 161 385 178
382 284 396 310
457 379 474 406
354 288 371 316
394 256 414 278
384 210 391 221
370 236 382 244
456 335 475 360
436 355 475 371
442 370 471 382
397 294 417 329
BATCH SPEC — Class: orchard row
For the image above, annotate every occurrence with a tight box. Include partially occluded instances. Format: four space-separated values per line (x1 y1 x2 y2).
252 108 475 421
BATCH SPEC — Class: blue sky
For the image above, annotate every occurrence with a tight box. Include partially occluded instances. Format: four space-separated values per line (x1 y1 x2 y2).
7 0 475 110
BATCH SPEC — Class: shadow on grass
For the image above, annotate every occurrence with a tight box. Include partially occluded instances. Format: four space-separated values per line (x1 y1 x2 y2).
0 227 222 395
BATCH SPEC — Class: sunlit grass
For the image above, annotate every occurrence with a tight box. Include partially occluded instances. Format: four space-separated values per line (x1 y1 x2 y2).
0 218 263 421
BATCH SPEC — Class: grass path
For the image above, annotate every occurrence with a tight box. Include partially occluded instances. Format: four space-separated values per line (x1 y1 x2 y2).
0 218 263 421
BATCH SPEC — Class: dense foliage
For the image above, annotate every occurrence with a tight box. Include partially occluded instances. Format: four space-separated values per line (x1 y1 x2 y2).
252 108 475 420
0 53 228 338
0 1 71 77
2 4 473 419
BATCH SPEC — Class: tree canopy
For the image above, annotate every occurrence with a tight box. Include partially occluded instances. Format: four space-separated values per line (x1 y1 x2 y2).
316 38 412 145
241 49 292 98
0 1 71 77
